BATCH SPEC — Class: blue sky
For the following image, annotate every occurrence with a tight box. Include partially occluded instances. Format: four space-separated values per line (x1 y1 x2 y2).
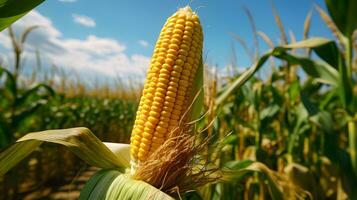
0 0 333 81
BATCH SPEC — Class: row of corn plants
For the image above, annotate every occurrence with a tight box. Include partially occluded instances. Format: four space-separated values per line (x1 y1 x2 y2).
204 0 357 199
0 14 138 198
0 49 137 198
0 64 137 199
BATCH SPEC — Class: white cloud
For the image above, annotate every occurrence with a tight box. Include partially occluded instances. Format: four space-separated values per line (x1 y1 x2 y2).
138 40 149 48
58 0 77 2
72 14 96 27
0 10 150 81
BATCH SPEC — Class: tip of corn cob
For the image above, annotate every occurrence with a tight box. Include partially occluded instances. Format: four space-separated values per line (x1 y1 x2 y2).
173 6 200 21
179 6 194 15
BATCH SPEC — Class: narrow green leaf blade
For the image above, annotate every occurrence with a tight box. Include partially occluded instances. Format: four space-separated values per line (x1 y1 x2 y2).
282 37 332 49
16 83 55 107
0 66 16 100
215 51 271 108
282 38 343 70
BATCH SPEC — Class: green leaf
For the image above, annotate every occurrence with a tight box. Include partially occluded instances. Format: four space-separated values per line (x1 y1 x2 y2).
313 40 342 70
300 92 319 116
103 142 130 167
223 160 253 171
280 38 354 111
260 104 280 121
282 37 343 70
0 127 130 176
215 51 271 109
222 134 238 145
337 53 354 112
12 99 48 127
80 169 174 200
188 57 204 122
16 83 55 107
221 161 290 200
79 170 122 200
274 51 339 86
325 0 357 37
287 103 309 155
310 110 334 134
282 37 332 49
0 66 16 100
0 0 45 32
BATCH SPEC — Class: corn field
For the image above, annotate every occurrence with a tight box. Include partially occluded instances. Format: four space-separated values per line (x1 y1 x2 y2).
0 0 357 200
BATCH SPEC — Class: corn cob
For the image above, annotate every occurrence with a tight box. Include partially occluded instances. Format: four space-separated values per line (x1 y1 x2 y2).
130 6 203 164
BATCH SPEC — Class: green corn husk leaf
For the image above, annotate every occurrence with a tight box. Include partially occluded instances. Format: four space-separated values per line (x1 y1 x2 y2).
79 170 120 200
188 57 204 122
0 127 130 176
80 169 174 200
103 142 130 164
0 0 45 32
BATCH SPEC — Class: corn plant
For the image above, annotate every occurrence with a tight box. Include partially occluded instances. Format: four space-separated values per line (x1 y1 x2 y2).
208 0 357 199
0 25 55 148
0 6 293 200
